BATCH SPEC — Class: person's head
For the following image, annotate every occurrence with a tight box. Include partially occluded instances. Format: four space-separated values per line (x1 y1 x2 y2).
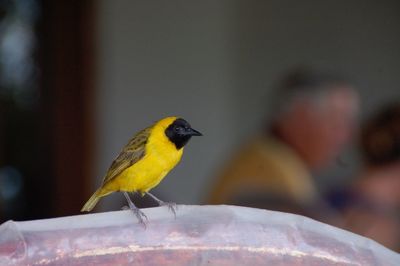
344 103 400 250
271 67 359 170
361 103 400 167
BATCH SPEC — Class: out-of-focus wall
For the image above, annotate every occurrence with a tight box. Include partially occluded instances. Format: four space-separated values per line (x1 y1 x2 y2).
95 0 400 208
95 1 237 208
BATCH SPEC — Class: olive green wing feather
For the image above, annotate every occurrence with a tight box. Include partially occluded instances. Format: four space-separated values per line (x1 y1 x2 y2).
102 126 152 184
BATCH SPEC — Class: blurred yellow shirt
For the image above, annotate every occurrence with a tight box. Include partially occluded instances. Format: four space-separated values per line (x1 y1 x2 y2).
208 135 318 207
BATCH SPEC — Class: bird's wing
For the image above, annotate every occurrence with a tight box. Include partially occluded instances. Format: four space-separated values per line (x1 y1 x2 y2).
102 126 152 184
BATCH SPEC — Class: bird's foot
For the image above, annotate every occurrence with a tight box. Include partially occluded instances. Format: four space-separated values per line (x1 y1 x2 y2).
145 192 177 218
123 191 148 228
131 207 148 228
159 201 177 218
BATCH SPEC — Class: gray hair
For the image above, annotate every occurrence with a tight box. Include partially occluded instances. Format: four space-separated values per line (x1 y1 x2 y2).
270 67 352 117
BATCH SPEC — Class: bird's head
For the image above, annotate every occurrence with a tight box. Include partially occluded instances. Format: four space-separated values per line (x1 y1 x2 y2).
165 118 202 149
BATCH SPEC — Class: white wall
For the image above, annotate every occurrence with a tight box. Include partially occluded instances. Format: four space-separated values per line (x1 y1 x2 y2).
95 0 400 208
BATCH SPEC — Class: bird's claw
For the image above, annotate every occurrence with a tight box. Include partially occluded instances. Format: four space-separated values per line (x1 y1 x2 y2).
145 192 177 218
131 207 148 228
160 201 177 219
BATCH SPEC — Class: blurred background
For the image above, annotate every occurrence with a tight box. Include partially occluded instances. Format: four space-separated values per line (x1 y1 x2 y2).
0 0 399 251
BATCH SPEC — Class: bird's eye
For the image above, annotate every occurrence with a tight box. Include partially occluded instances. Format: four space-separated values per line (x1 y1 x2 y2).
174 126 181 132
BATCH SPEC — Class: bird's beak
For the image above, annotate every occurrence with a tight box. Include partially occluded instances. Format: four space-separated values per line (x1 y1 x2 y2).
186 127 202 136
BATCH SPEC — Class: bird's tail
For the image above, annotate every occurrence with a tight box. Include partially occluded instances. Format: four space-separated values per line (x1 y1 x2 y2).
81 188 106 212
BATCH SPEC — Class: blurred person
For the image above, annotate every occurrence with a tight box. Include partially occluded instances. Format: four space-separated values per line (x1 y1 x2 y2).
208 68 359 218
338 103 400 251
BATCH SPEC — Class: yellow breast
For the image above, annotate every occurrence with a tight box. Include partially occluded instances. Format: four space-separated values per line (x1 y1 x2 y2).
109 117 183 193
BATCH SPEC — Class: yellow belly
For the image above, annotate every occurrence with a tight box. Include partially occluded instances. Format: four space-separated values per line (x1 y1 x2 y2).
104 139 183 194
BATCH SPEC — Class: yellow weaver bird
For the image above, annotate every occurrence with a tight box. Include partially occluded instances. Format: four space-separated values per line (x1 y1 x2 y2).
81 116 202 225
